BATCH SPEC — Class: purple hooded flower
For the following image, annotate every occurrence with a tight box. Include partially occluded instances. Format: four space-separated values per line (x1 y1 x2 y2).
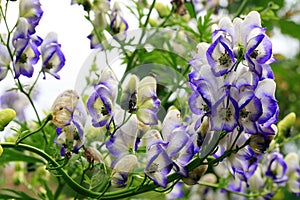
12 18 42 78
51 89 87 156
87 68 118 129
120 74 160 125
105 113 139 187
144 129 173 188
162 108 195 176
41 32 66 79
19 0 43 34
110 2 128 40
265 150 288 185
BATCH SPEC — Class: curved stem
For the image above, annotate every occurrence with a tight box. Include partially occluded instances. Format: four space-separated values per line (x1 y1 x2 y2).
1 142 102 198
16 114 52 144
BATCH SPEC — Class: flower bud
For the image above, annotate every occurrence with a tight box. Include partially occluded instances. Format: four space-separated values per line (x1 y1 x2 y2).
285 152 299 175
0 144 3 156
0 108 16 131
199 173 217 184
154 2 170 18
84 146 104 166
278 112 296 138
199 116 209 138
182 163 208 185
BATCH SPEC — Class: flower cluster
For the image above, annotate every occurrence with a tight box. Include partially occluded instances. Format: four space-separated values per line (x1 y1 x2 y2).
71 0 128 49
144 108 195 187
188 11 279 184
0 0 65 80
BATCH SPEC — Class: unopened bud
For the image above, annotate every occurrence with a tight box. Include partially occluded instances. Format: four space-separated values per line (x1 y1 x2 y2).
182 163 208 185
199 173 217 184
0 108 16 131
278 112 296 137
0 144 3 156
84 146 104 166
285 152 299 174
154 2 170 18
199 116 209 138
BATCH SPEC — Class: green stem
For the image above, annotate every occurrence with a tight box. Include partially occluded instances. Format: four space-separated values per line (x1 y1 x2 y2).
54 178 65 200
234 0 249 18
123 0 156 76
16 79 48 144
198 181 260 198
16 114 52 144
1 142 102 198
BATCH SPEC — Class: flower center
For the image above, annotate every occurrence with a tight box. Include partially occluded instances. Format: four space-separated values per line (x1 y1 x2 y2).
129 92 137 113
19 53 28 64
218 52 231 67
250 50 259 59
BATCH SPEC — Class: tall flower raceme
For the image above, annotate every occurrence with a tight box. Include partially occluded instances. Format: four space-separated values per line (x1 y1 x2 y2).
144 108 195 187
12 17 42 78
41 32 66 79
188 11 279 185
51 89 87 156
87 67 118 129
120 74 161 126
19 0 43 34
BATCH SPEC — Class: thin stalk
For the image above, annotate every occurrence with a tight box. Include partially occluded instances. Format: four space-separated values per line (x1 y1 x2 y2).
234 0 249 18
16 114 52 144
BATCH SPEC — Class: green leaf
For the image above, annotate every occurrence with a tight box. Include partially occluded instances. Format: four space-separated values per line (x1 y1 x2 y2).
43 181 55 200
0 189 36 200
199 131 221 158
185 2 196 19
278 19 300 40
0 148 44 165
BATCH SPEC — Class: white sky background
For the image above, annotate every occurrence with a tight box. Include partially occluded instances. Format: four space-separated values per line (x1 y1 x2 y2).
1 0 93 117
0 0 299 120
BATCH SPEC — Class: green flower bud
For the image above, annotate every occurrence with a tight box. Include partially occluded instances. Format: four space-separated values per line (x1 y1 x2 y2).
149 18 158 27
0 144 3 156
154 2 170 18
0 108 16 131
278 112 296 138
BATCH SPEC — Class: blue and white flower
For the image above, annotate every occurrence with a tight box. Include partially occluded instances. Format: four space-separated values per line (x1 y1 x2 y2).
264 149 288 185
12 18 42 78
41 32 66 79
106 115 139 187
110 2 128 40
120 74 160 125
19 0 43 34
87 68 118 129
